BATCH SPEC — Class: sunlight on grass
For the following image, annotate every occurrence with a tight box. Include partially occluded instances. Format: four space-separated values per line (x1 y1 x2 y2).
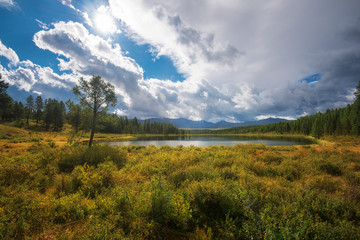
0 124 360 238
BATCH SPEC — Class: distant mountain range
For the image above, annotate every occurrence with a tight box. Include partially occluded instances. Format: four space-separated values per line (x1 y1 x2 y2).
140 117 287 129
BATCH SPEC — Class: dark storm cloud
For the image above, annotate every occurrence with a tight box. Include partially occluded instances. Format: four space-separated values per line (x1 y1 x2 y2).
343 18 360 43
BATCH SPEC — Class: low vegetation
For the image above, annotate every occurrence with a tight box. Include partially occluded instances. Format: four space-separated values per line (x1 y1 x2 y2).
0 124 359 239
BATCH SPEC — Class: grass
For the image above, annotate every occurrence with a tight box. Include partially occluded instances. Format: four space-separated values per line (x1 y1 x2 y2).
0 124 360 239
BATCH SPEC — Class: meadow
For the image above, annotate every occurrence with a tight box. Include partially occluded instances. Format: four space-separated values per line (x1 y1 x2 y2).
1 124 360 239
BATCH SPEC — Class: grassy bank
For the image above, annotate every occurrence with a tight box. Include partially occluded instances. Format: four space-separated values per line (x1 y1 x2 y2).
0 125 360 239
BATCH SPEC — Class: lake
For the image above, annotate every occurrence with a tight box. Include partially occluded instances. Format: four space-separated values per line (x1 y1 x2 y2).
106 135 315 147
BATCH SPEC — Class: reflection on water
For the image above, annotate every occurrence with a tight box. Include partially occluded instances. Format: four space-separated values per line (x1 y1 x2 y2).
106 135 315 147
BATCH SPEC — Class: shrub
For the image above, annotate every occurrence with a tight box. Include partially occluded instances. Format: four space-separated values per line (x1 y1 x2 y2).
0 156 37 187
220 168 239 180
54 174 73 195
0 134 9 139
46 139 57 148
71 162 117 198
259 152 284 164
148 176 173 225
308 176 342 193
25 136 43 142
190 182 234 225
58 144 127 173
51 193 95 224
319 162 342 176
0 191 51 239
188 181 250 238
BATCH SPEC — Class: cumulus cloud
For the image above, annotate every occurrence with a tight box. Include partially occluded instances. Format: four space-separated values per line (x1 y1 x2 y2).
2 66 36 91
94 5 119 34
34 21 142 75
1 59 76 92
106 0 360 121
109 0 241 80
32 21 169 118
4 0 360 122
0 39 19 65
0 40 77 96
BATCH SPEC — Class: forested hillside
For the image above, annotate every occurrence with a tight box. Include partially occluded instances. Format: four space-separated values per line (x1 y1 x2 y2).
216 82 360 138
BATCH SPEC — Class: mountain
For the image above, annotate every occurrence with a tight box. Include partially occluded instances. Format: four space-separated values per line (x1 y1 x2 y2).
141 117 287 129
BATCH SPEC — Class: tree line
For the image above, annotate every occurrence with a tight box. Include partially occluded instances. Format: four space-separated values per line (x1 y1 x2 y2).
67 103 181 135
0 77 66 131
0 74 180 138
216 81 360 138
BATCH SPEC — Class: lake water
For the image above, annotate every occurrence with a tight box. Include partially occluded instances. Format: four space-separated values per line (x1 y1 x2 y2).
106 135 315 147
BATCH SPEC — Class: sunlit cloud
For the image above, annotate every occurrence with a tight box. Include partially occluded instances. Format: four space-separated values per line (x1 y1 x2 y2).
94 5 119 34
256 115 295 121
1 0 360 122
0 39 19 65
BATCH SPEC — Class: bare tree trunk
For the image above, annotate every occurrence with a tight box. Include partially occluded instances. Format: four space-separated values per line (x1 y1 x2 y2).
89 111 97 148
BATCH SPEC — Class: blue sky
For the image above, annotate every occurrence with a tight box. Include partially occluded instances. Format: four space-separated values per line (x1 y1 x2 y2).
1 0 360 122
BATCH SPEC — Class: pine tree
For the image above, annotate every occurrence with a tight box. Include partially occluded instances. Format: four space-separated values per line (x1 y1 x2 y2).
312 115 323 139
25 95 34 126
14 101 24 120
35 96 43 126
0 74 13 120
66 100 82 133
72 75 117 147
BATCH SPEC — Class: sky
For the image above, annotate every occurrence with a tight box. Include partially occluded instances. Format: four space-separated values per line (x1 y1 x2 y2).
0 0 360 122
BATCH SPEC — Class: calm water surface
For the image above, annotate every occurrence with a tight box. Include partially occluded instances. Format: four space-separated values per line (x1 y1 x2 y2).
106 135 314 147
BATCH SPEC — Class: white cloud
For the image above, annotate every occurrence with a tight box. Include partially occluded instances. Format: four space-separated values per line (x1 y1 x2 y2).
0 39 19 65
256 115 295 121
34 21 142 75
4 0 359 122
94 5 118 34
106 0 360 121
0 0 15 8
60 0 75 10
114 108 127 116
0 41 77 95
231 84 258 110
60 0 93 27
1 66 36 91
36 19 49 30
109 0 240 80
1 59 76 92
32 21 168 118
82 12 93 27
